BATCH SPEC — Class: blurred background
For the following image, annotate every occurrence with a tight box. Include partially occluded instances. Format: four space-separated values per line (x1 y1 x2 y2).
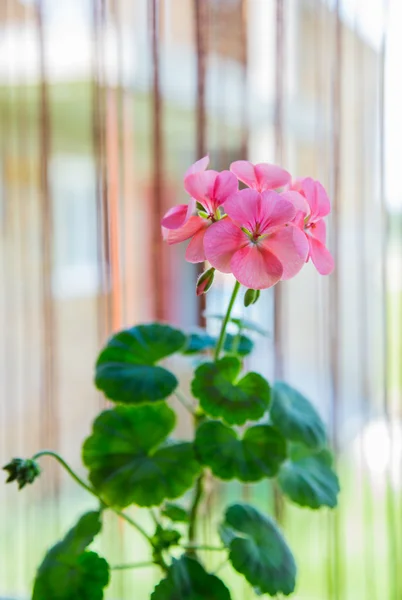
0 0 401 598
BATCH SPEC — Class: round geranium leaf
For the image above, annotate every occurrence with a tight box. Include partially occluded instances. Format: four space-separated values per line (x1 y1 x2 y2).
278 450 339 509
161 502 189 523
271 382 326 449
223 333 254 356
95 324 186 404
191 357 270 425
222 504 296 597
82 404 200 507
195 421 287 481
183 330 216 354
151 556 231 600
32 511 109 600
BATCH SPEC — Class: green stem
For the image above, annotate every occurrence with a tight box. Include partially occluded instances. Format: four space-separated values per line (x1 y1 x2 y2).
187 470 204 551
182 545 226 552
187 280 241 552
174 390 196 415
111 561 155 571
149 507 161 527
32 450 152 544
214 280 241 361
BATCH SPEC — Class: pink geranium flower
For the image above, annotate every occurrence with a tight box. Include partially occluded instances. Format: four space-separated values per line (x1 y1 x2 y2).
230 160 291 192
204 189 309 289
285 178 334 275
161 156 238 263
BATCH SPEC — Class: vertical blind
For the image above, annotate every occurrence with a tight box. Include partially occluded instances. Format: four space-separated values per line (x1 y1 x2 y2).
0 1 401 599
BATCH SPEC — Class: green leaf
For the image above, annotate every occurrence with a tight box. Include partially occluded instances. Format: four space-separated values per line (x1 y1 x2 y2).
222 504 296 597
161 502 189 523
278 449 339 509
151 556 231 600
195 421 287 481
191 357 270 425
271 382 326 449
151 524 181 550
32 511 109 600
82 404 200 507
183 331 253 356
95 323 186 404
224 333 253 356
183 330 216 354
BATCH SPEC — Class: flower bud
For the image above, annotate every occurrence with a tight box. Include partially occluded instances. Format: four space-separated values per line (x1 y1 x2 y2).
244 288 260 307
3 458 41 490
196 267 215 296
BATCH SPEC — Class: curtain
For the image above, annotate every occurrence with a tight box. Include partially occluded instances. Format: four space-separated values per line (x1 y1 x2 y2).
0 1 400 598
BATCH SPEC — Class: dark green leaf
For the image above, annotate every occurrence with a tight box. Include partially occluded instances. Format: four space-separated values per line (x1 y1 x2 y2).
151 556 231 600
183 331 253 356
223 333 253 356
82 404 200 507
195 421 286 481
278 449 339 509
32 511 109 600
151 525 181 550
191 357 270 425
183 330 216 354
271 382 326 449
222 504 296 597
161 502 189 523
95 323 186 404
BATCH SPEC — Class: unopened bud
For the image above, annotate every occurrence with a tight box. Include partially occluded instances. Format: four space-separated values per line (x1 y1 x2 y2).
196 267 215 296
3 458 41 490
244 288 260 307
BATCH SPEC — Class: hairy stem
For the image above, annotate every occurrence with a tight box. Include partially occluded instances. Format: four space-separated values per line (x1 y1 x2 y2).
187 470 204 551
182 545 226 552
32 450 152 544
187 280 241 552
111 561 155 571
174 389 196 415
214 280 241 361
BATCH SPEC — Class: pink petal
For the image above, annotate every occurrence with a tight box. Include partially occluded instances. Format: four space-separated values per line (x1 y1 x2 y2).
254 163 291 190
308 218 326 244
299 178 317 215
204 218 246 273
308 236 334 275
299 178 330 221
161 204 189 230
185 226 208 263
213 170 238 206
293 211 306 229
163 215 205 245
184 170 218 208
289 178 303 193
223 189 261 230
230 160 258 189
315 181 331 218
258 191 296 233
264 224 309 280
224 190 295 234
230 244 283 289
184 155 209 178
230 160 291 192
281 190 310 217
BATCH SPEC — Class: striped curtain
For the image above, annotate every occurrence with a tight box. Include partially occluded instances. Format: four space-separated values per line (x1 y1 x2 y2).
0 1 401 599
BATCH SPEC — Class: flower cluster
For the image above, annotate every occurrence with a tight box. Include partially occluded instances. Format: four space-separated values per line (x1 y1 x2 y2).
162 156 334 290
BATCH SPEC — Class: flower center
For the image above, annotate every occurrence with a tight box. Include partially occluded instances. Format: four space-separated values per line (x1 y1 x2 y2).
241 224 267 245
